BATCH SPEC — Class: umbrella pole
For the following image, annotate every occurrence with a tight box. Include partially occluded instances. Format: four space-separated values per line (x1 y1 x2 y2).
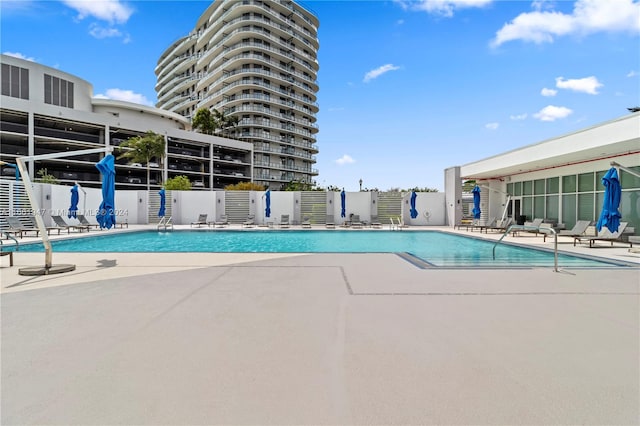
14 158 74 275
15 158 52 266
12 147 112 275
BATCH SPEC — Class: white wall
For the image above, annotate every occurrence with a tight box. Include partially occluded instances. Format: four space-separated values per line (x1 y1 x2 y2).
256 191 294 225
11 184 448 227
444 166 462 226
172 190 217 225
400 192 446 225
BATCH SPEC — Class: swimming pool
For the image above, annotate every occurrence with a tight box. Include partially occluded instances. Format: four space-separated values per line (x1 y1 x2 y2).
12 230 626 268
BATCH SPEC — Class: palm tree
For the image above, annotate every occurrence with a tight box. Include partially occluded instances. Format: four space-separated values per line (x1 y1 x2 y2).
117 131 166 191
212 108 239 138
221 114 239 138
192 107 239 138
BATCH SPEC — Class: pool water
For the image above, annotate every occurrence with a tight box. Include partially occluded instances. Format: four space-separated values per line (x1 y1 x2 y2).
13 230 623 268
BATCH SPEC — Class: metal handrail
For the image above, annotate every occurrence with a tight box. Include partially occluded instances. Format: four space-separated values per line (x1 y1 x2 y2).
1 231 20 249
493 224 559 272
157 216 173 231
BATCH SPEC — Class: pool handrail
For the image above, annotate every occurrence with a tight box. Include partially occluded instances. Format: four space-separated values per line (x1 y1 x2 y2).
157 216 174 231
493 224 558 272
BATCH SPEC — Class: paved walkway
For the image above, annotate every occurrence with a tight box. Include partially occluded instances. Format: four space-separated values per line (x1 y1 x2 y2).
1 226 639 425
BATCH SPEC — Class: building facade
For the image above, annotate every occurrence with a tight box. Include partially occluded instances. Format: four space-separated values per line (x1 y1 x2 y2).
0 54 253 190
445 112 640 232
155 0 320 190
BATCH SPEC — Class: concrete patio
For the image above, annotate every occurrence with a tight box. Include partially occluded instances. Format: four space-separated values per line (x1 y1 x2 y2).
1 226 639 425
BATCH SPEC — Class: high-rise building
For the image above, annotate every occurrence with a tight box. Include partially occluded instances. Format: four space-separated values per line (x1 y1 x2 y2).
155 0 320 190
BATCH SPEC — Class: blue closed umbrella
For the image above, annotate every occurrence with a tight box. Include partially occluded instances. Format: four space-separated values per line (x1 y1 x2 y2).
95 154 116 229
410 191 418 219
596 167 622 233
68 184 79 219
265 189 271 218
158 188 166 218
472 185 481 219
340 190 346 218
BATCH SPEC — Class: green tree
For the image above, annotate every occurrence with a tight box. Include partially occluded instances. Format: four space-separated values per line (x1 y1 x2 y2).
35 168 59 185
462 180 477 193
117 131 165 191
283 179 314 191
192 107 239 138
224 182 265 191
213 109 239 138
410 186 439 193
164 175 191 190
192 108 216 135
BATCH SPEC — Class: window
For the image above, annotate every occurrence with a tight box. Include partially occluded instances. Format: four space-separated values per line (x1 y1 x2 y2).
562 175 576 193
562 194 577 229
44 74 74 108
577 193 594 220
513 181 522 196
1 63 29 99
534 179 545 195
546 177 559 194
578 172 594 192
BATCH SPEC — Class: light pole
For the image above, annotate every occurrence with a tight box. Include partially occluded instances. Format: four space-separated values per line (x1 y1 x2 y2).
359 178 363 191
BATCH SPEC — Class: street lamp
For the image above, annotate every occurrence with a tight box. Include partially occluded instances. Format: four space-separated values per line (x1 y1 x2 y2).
359 178 363 191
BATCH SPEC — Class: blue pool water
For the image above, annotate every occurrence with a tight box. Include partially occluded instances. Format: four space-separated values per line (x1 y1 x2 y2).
13 230 623 268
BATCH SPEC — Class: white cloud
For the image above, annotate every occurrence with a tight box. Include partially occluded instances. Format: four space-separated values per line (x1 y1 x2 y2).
61 0 133 24
531 0 555 12
485 122 499 130
555 76 602 94
394 0 493 18
627 70 638 77
510 113 528 120
541 87 557 97
363 64 401 83
490 0 640 47
94 88 153 106
533 105 573 121
3 52 35 61
335 154 355 165
88 23 123 39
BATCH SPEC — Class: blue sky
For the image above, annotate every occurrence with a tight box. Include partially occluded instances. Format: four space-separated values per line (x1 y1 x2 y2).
2 0 639 191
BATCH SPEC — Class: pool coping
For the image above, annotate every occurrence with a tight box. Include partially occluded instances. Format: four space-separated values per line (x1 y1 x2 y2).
3 225 638 269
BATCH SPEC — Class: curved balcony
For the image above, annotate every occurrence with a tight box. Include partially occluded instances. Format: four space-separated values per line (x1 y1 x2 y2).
155 33 199 76
198 1 318 52
231 104 317 128
201 23 318 73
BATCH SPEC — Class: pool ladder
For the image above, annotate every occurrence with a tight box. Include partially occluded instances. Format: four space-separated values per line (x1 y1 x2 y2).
492 224 558 272
157 216 174 231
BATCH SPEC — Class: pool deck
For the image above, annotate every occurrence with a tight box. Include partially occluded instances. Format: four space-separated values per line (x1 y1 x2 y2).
1 225 639 425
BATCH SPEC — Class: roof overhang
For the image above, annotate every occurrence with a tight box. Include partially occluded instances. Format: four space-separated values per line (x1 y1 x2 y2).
460 113 640 181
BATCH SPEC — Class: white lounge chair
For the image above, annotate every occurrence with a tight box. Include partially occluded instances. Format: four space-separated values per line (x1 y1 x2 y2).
351 214 363 229
301 216 311 228
5 216 40 238
544 220 591 242
190 214 208 228
77 214 102 229
512 218 544 236
242 215 255 228
325 215 335 229
211 214 228 228
279 214 290 228
51 215 90 233
574 222 630 248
